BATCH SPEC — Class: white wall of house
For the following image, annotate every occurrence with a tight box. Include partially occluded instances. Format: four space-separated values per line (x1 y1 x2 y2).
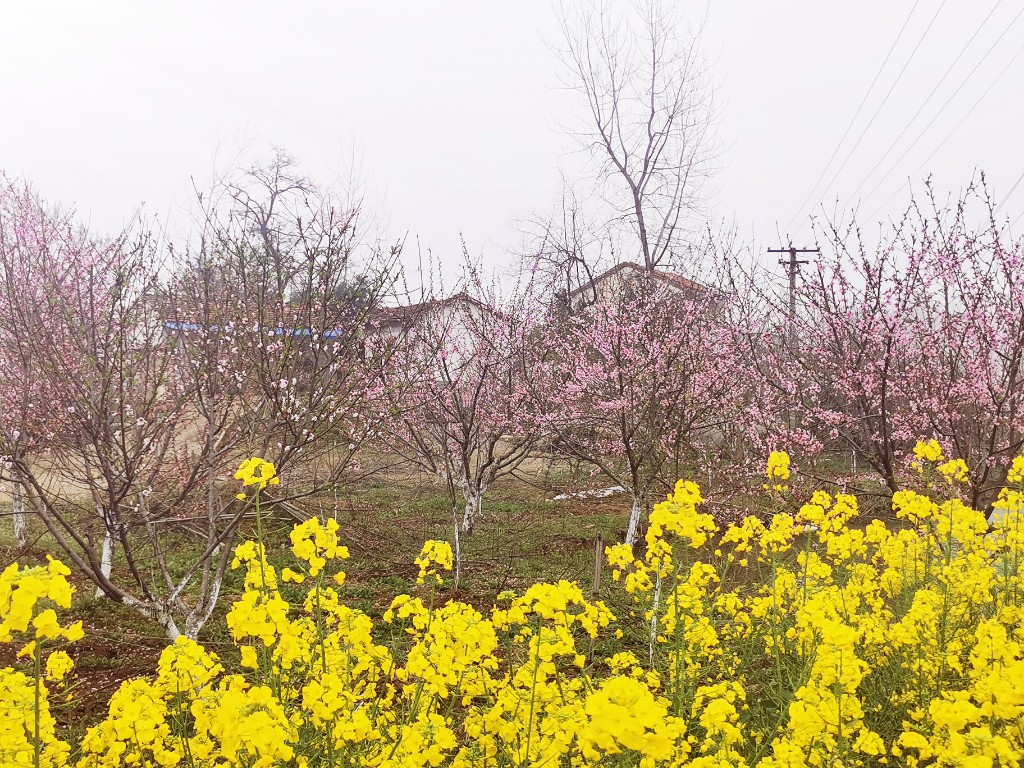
367 295 493 369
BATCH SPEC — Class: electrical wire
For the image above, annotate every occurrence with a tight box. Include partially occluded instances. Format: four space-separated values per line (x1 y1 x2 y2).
781 0 923 238
993 168 1024 215
862 28 1024 219
841 0 1005 212
785 0 948 236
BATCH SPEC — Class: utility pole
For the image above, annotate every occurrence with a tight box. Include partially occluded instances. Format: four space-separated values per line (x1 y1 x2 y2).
767 246 819 349
767 245 819 431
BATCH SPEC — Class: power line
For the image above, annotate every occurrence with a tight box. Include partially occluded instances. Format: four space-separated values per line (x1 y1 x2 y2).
780 0 923 237
866 42 1024 221
841 0 1005 212
994 169 1024 216
785 0 948 235
863 34 1024 219
857 5 1024 211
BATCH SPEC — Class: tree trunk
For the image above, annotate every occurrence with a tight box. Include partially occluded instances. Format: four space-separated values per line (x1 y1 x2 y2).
95 528 115 599
123 595 182 640
12 480 26 548
451 504 463 590
157 606 182 641
462 487 483 536
183 548 225 640
625 495 645 546
184 580 221 639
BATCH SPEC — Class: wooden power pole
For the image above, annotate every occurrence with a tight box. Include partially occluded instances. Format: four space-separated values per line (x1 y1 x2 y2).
767 246 819 430
767 246 818 349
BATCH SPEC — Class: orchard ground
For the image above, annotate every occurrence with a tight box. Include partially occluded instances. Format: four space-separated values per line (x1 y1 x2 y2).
0 451 898 739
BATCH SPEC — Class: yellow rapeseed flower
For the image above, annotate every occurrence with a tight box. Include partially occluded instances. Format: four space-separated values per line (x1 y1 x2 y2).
415 540 454 586
234 457 280 491
913 438 945 467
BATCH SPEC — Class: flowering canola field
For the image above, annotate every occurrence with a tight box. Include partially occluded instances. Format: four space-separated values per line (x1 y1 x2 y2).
3 449 1024 767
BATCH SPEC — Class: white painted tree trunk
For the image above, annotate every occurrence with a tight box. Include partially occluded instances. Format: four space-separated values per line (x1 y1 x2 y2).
123 595 182 640
462 487 484 535
184 556 224 640
157 606 182 641
12 481 26 547
95 529 115 599
625 496 645 546
451 504 463 589
123 546 226 641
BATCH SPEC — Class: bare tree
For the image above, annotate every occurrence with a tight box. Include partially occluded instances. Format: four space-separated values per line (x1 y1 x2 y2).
197 150 400 492
555 0 715 273
520 183 606 315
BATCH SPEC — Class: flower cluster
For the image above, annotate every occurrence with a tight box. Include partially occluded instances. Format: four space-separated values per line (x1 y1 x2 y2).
764 450 791 491
0 557 84 768
233 457 279 500
289 516 350 582
413 539 454 586
911 438 946 476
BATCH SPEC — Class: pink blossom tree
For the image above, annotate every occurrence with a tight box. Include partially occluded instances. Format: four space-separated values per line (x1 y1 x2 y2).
747 180 1024 509
0 179 77 548
0 156 397 638
375 280 540 542
0 175 202 634
535 274 744 545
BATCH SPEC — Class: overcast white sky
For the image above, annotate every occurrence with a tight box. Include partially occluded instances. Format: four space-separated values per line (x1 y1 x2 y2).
2 1 1022 282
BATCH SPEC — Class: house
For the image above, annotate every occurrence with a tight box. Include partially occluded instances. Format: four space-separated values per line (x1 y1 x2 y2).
365 292 498 365
368 292 486 339
567 261 713 313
